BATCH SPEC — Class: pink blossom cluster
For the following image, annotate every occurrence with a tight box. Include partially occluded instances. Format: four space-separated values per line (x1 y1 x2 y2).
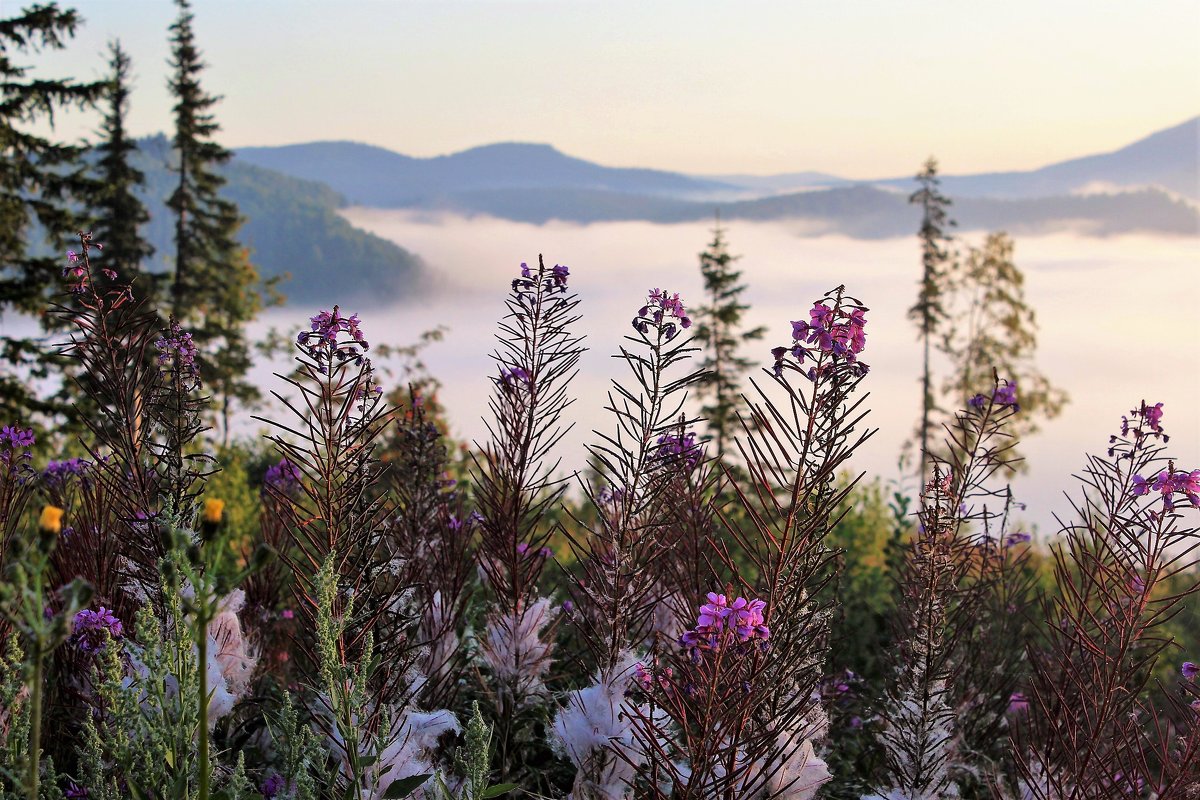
772 299 868 378
296 305 369 371
1132 469 1200 511
679 592 770 661
655 430 703 471
968 380 1019 411
633 288 692 340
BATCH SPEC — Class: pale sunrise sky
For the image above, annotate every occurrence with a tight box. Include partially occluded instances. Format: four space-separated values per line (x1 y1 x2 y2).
21 0 1200 178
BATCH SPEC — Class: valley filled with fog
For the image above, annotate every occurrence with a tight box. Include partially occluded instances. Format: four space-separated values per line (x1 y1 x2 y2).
245 210 1200 535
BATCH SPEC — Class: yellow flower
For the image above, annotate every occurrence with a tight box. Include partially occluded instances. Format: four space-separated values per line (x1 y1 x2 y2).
39 505 64 534
203 498 225 524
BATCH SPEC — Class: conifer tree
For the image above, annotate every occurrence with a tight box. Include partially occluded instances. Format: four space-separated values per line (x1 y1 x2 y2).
940 232 1067 470
693 218 765 458
90 40 156 299
908 158 955 478
166 0 263 442
0 3 103 426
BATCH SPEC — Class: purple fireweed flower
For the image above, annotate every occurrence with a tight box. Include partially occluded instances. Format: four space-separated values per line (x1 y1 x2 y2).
633 288 691 340
65 783 88 799
849 716 863 729
1007 691 1030 714
1004 531 1032 546
155 319 199 380
281 609 294 620
1145 402 1164 432
1129 575 1146 595
72 607 124 653
680 591 770 661
264 457 303 495
43 457 91 489
773 296 868 378
656 430 703 471
498 365 532 392
1 426 35 449
1138 469 1200 511
968 393 987 409
513 259 570 293
993 381 1018 409
561 600 574 614
260 772 288 799
296 306 370 372
552 263 570 287
1183 661 1199 680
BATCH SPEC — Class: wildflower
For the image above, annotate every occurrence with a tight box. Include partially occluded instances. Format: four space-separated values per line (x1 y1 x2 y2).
295 306 370 371
773 294 868 377
263 457 302 494
498 365 532 392
632 288 692 340
993 380 1019 409
1004 531 1032 546
552 263 570 287
43 457 90 489
1138 469 1200 510
260 773 287 799
561 600 574 614
65 783 88 799
1183 661 1199 680
1144 401 1164 432
1129 574 1146 595
0 425 35 451
39 505 64 535
968 393 987 409
655 430 703 471
1007 691 1030 714
281 609 294 620
680 591 769 660
155 319 199 380
72 607 124 653
203 498 225 524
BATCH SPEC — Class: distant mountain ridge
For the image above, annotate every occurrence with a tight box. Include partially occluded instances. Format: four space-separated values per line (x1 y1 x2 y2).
129 135 425 305
233 117 1200 236
236 141 735 207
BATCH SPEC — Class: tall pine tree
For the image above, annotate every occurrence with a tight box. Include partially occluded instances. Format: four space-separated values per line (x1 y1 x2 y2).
91 39 156 298
166 0 263 443
908 157 955 479
940 232 1067 470
0 3 103 426
693 217 765 459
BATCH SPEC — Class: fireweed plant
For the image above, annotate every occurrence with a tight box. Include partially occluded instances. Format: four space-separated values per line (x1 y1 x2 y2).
619 289 874 799
0 233 1198 800
470 258 583 783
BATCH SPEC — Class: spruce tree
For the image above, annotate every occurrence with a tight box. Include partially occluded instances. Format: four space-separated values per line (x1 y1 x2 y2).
694 218 765 459
91 40 157 299
0 3 103 426
908 158 955 479
940 232 1067 470
166 0 262 442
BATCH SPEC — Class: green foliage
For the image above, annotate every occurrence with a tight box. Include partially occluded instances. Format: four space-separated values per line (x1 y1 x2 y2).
938 232 1068 470
89 40 158 298
267 693 323 800
907 157 956 478
423 702 516 800
693 220 765 458
0 2 103 426
0 517 91 800
166 0 267 442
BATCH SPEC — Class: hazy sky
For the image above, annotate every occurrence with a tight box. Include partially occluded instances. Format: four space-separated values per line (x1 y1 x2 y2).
21 0 1200 178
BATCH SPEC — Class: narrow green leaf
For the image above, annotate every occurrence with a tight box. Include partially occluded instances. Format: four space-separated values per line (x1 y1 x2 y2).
382 774 433 798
